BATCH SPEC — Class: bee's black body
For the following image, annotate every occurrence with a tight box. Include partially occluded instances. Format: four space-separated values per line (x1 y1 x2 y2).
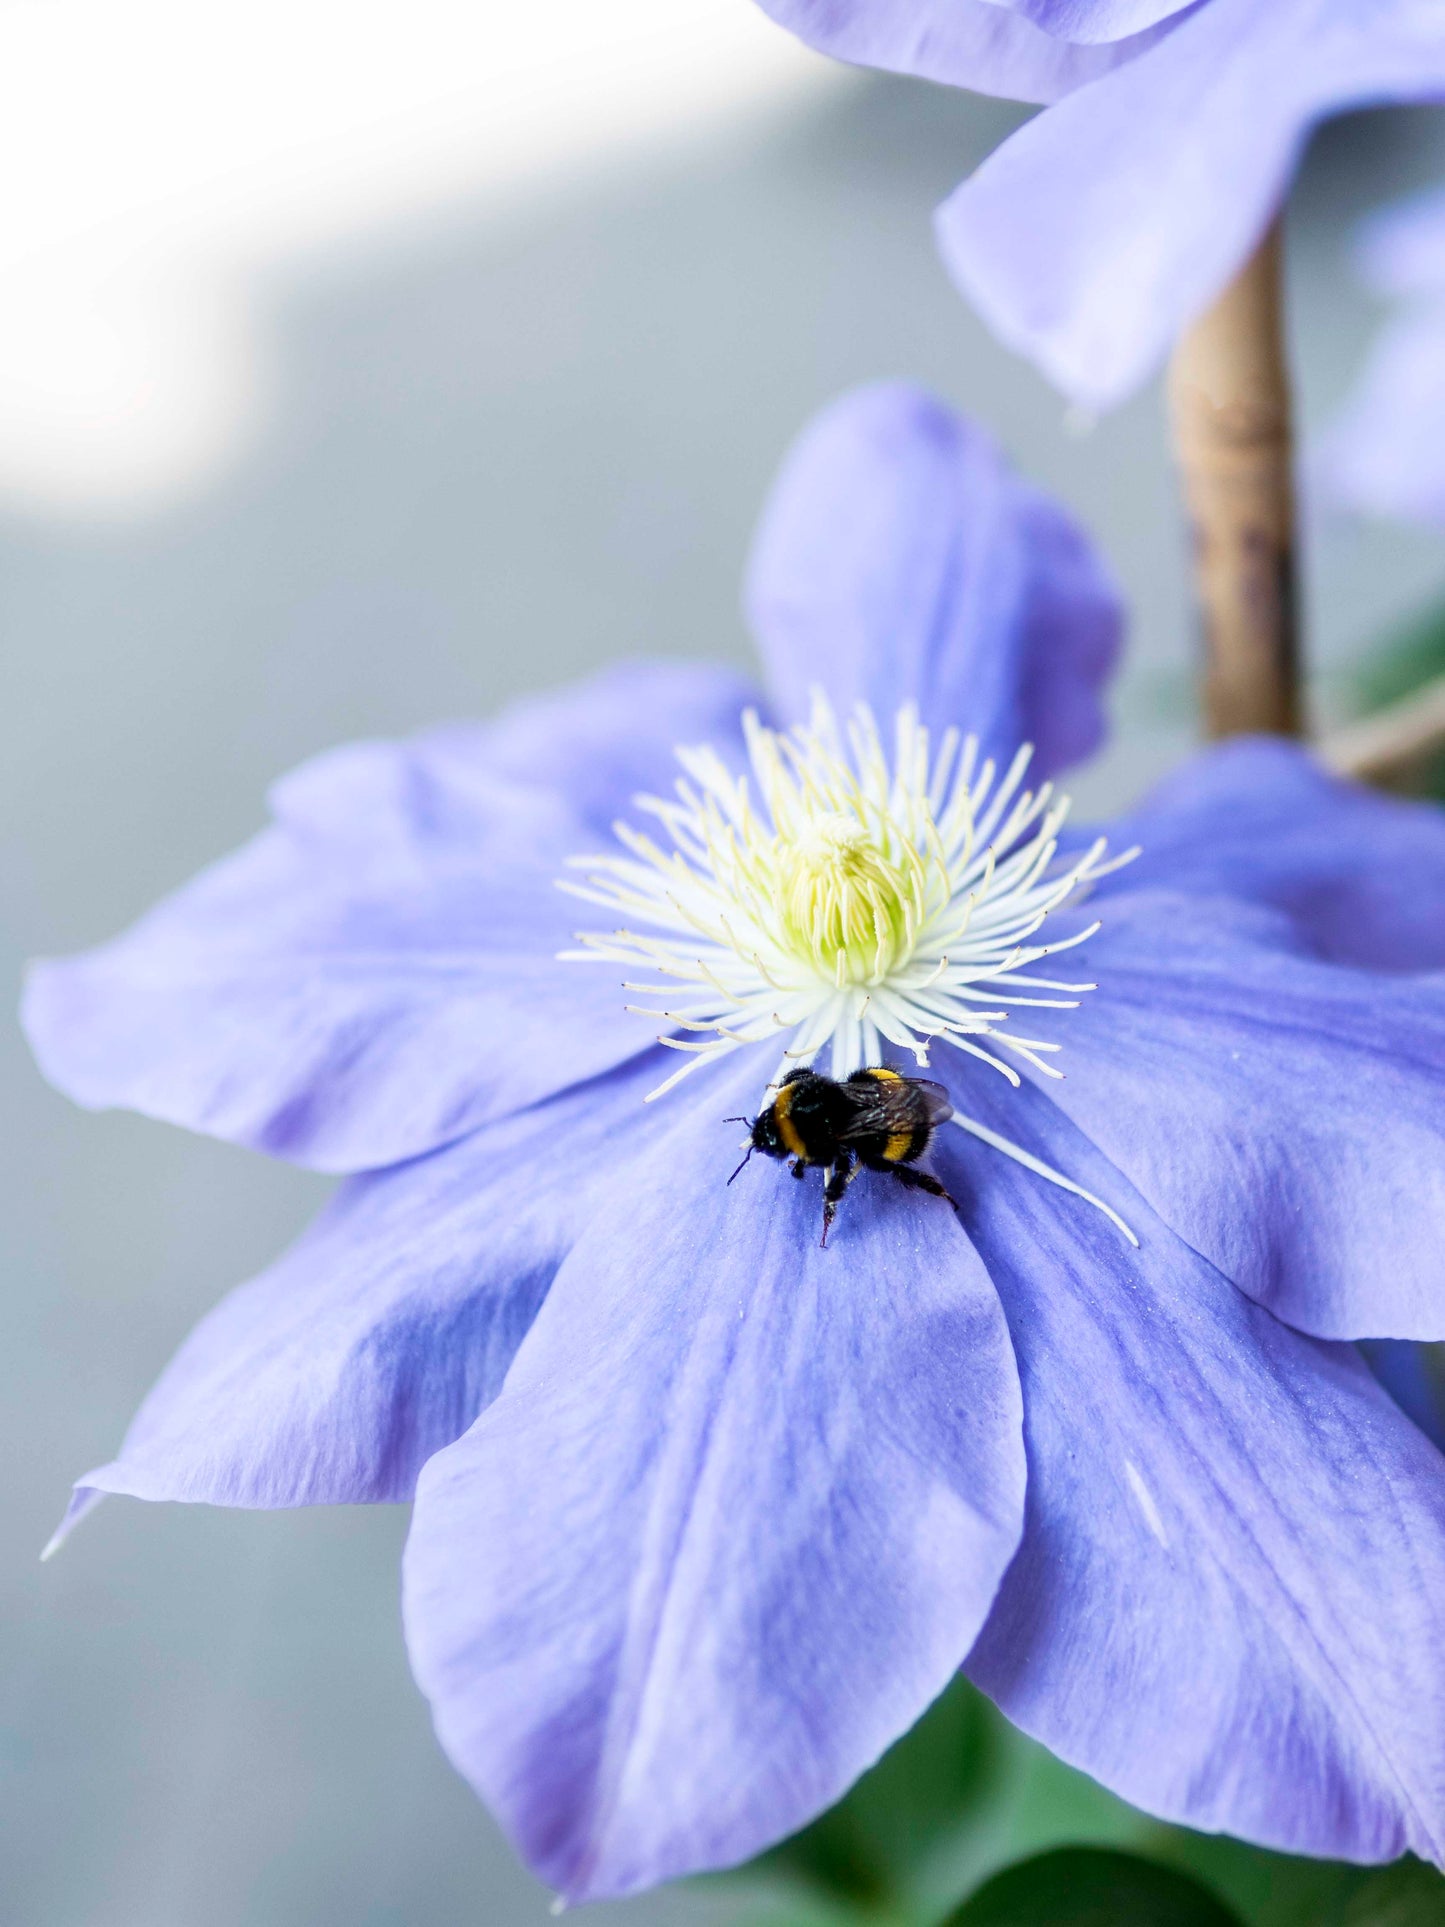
730 1067 956 1245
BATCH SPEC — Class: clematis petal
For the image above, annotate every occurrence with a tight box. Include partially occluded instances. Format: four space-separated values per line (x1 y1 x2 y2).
929 1081 1445 1868
752 0 1183 103
1100 737 1445 969
1318 301 1445 526
50 1057 673 1544
745 383 1121 778
403 1058 1025 1902
990 0 1198 41
1026 889 1445 1340
937 0 1445 409
270 657 758 854
1314 180 1445 525
23 661 755 1173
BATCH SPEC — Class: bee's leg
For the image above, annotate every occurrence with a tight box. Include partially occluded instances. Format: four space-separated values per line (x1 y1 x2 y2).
820 1152 859 1248
790 1158 808 1180
887 1163 958 1210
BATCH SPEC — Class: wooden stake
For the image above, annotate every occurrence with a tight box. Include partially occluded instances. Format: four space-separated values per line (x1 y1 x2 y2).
1167 221 1302 738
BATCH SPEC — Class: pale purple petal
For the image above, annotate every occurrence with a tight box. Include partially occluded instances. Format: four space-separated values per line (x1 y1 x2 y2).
23 662 754 1173
54 1056 671 1536
1103 738 1445 969
746 383 1122 777
1026 889 1445 1340
1354 184 1445 299
403 1056 1025 1902
1312 189 1445 522
929 1081 1445 1867
752 0 1184 102
1318 302 1445 524
938 0 1445 408
992 0 1198 41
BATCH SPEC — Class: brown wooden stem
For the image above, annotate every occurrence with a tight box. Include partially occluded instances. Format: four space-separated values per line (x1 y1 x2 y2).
1167 221 1302 739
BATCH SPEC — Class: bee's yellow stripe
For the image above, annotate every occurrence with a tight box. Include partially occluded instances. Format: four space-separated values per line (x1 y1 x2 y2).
870 1067 901 1083
772 1080 807 1161
882 1129 914 1163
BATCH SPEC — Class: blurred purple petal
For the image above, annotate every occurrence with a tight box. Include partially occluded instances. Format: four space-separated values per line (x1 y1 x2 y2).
746 384 1121 777
1103 737 1445 969
23 662 754 1173
752 0 1183 102
1319 301 1445 525
1317 181 1445 525
1354 183 1445 298
404 1059 1025 1901
994 0 1197 41
938 0 1445 408
59 1056 670 1522
1033 889 1445 1340
934 1081 1445 1866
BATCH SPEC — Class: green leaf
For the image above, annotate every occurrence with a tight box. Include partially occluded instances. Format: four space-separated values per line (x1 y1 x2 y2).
1341 1858 1445 1927
944 1846 1243 1927
1354 599 1445 800
751 1674 1000 1910
1357 603 1445 715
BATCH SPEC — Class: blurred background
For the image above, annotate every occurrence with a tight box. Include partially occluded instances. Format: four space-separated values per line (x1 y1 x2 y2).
4 3 1445 1921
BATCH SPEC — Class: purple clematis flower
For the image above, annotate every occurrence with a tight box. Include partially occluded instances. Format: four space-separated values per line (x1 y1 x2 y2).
754 0 1445 409
1319 183 1445 525
26 381 1445 1899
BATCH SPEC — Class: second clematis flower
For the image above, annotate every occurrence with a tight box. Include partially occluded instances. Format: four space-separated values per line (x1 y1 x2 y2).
754 0 1445 409
1319 181 1445 527
25 384 1445 1900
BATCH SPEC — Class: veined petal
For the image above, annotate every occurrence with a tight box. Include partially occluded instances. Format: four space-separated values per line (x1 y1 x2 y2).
752 0 1184 103
745 384 1121 779
989 0 1199 42
1101 738 1445 970
1028 889 1445 1340
930 1081 1445 1868
23 661 755 1173
937 0 1445 409
403 1056 1025 1902
51 1056 673 1537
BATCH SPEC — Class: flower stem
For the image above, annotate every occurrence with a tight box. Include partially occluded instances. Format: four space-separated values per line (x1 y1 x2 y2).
1167 219 1302 739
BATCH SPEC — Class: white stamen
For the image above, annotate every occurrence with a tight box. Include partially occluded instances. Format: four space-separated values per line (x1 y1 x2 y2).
560 693 1137 1240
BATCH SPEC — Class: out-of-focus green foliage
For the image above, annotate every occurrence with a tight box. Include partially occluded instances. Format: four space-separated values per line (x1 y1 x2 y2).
942 1845 1241 1926
719 1676 1445 1927
1357 601 1445 714
1340 1858 1445 1926
1355 599 1445 800
749 1670 998 1911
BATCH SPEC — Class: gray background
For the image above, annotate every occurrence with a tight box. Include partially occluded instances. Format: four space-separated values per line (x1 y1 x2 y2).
4 71 1445 1927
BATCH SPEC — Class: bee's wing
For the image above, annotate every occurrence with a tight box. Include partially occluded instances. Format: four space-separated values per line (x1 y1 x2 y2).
838 1076 954 1139
912 1079 955 1127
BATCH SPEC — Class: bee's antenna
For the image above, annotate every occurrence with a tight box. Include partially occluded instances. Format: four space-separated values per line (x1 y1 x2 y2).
727 1146 756 1186
722 1116 751 1126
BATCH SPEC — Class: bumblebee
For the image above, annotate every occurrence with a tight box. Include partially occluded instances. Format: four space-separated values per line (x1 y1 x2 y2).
728 1066 957 1246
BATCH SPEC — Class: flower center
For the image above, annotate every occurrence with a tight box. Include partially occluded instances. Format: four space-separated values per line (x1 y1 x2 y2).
556 693 1140 1243
776 810 915 983
559 690 1133 1087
